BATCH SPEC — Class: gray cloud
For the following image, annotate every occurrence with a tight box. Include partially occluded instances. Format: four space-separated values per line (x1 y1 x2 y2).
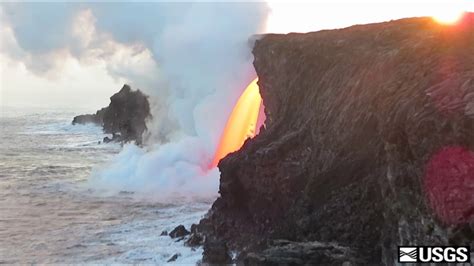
1 2 78 53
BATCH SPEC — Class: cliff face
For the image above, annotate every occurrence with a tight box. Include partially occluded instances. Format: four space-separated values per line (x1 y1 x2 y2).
201 15 474 264
73 85 150 144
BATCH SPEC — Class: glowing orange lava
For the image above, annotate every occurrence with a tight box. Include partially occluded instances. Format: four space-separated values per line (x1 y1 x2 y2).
212 78 262 167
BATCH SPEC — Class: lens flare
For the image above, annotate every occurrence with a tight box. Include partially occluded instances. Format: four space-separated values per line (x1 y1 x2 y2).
212 78 262 167
424 146 474 225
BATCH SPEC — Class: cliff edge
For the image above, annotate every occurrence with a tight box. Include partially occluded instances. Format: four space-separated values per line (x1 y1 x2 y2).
200 15 474 264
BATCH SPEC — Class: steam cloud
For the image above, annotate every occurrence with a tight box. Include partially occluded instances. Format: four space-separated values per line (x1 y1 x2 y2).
1 2 268 200
92 3 269 200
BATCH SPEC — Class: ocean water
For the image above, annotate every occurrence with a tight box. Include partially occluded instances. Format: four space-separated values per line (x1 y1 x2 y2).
0 107 211 264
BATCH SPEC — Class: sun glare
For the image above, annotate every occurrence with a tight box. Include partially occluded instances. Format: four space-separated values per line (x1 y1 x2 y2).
266 1 472 33
432 10 465 24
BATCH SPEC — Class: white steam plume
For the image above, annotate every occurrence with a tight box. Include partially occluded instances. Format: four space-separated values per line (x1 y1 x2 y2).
0 2 268 200
89 3 269 200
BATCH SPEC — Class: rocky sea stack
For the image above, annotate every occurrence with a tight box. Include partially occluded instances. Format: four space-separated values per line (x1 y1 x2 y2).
72 84 150 144
199 15 474 264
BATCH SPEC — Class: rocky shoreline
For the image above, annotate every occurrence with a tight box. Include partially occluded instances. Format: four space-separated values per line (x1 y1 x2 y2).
196 15 474 264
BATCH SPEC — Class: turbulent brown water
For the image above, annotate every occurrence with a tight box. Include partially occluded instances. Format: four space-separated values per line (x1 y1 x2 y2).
0 107 210 264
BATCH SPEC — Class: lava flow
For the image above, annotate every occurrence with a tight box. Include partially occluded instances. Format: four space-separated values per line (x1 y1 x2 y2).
211 78 262 167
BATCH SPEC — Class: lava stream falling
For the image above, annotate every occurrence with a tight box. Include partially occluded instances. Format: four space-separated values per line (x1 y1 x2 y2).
211 78 262 167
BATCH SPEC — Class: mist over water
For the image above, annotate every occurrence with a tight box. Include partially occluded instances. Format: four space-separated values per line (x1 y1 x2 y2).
1 3 269 199
0 107 211 263
0 3 269 262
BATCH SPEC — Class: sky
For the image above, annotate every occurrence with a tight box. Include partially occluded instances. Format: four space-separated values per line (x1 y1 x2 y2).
0 0 472 110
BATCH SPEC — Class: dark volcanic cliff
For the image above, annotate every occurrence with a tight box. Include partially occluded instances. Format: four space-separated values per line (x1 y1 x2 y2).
73 84 150 144
200 15 474 264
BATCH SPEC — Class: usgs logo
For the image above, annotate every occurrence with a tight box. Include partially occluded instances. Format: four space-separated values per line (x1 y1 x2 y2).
398 246 470 263
398 246 471 263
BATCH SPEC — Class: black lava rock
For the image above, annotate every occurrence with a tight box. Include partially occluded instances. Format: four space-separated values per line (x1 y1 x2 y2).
169 225 190 238
199 14 474 265
202 239 232 264
72 84 150 144
167 253 180 262
185 233 204 247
